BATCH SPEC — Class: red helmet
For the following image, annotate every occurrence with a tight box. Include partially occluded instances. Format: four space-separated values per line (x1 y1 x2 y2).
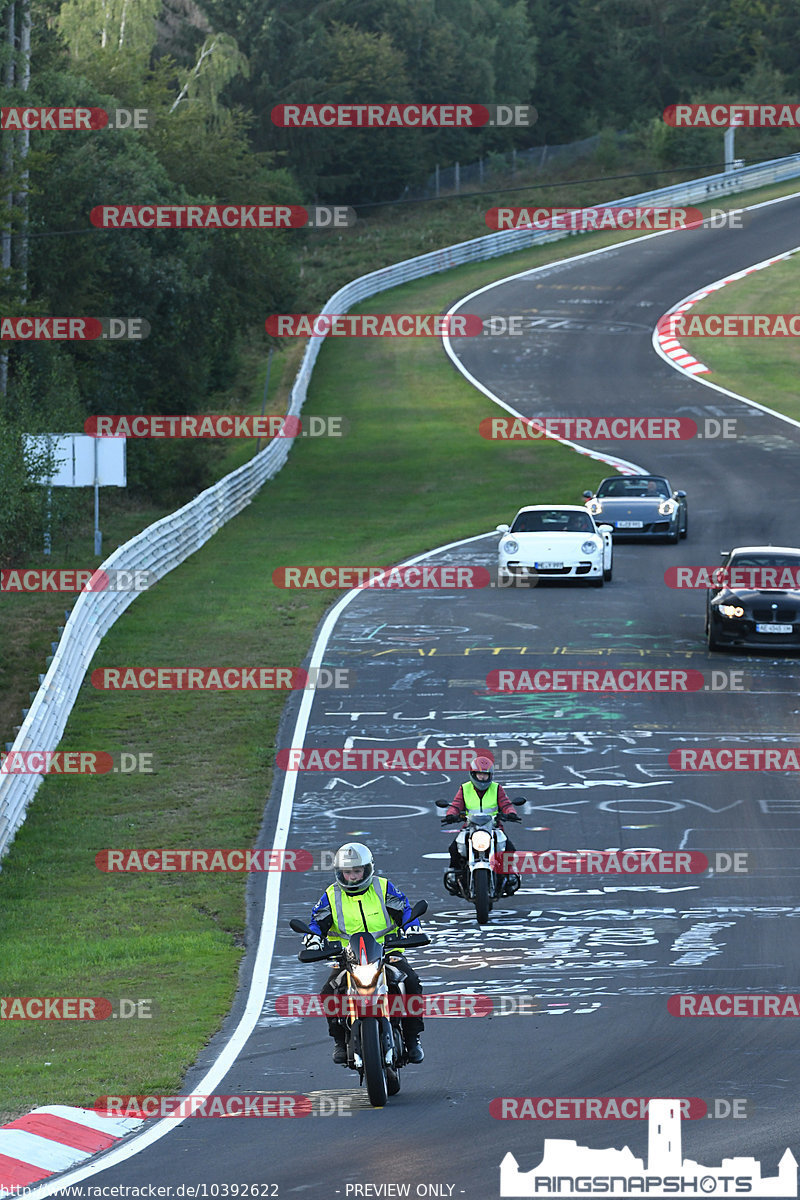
469 755 494 791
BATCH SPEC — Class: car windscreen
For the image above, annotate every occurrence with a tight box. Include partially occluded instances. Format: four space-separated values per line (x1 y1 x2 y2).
728 555 800 569
510 511 595 533
596 477 670 499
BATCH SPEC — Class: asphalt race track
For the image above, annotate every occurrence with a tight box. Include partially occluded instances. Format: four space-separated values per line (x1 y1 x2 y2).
35 194 800 1198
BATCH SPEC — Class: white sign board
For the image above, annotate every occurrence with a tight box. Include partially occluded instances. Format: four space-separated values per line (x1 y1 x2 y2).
23 434 126 488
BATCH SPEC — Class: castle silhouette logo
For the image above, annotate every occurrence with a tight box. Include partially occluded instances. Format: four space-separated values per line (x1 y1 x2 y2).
500 1099 797 1197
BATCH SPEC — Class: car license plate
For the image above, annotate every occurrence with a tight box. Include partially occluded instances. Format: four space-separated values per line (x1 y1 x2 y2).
535 561 563 569
616 520 643 528
756 623 793 633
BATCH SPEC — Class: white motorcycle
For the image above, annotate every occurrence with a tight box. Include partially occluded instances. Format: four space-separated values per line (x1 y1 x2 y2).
436 799 525 924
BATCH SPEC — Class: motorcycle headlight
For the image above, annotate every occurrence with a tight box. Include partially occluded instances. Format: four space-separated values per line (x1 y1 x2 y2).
502 539 519 554
718 604 744 618
471 830 492 852
658 499 677 516
350 964 380 989
581 540 597 554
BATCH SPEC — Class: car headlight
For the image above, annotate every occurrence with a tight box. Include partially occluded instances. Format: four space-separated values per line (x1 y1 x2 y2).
658 499 677 516
581 540 598 554
718 604 744 618
471 830 492 852
502 539 519 554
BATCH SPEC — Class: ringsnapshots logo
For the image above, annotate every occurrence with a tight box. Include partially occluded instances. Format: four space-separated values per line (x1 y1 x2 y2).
499 1098 795 1198
271 103 536 128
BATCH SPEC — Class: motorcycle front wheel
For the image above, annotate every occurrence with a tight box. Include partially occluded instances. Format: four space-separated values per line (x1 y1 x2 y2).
360 1018 389 1106
473 870 491 924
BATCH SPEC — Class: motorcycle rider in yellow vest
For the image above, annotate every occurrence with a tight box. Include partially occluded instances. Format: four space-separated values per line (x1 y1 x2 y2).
442 755 522 895
302 842 425 1065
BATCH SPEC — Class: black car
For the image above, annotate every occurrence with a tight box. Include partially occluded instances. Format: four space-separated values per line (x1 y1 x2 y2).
583 475 688 542
706 546 800 651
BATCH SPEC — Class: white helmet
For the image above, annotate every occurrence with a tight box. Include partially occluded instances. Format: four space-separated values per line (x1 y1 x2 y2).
334 842 374 895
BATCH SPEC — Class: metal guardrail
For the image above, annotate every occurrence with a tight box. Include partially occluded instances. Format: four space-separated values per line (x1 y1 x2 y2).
2 150 800 860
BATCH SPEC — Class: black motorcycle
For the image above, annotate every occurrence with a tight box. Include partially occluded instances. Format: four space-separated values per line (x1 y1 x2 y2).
289 900 430 1107
437 798 526 923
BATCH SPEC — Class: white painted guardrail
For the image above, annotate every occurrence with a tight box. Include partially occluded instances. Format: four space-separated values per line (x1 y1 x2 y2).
2 150 800 860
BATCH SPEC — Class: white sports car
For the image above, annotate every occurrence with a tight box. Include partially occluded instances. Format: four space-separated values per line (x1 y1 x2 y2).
496 505 614 587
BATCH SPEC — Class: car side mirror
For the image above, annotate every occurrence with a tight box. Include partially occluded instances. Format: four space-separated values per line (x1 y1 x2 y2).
675 490 686 498
496 524 510 534
582 490 593 499
598 524 614 534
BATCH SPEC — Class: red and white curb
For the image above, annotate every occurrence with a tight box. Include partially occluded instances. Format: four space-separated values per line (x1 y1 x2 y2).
655 246 800 376
0 1107 142 1192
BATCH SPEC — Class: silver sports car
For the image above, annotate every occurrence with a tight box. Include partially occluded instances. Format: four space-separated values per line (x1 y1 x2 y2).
583 475 687 542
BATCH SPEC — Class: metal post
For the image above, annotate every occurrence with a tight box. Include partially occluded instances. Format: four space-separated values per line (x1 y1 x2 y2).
454 161 460 193
434 164 440 198
255 346 274 453
724 126 735 172
93 437 101 555
44 486 51 555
